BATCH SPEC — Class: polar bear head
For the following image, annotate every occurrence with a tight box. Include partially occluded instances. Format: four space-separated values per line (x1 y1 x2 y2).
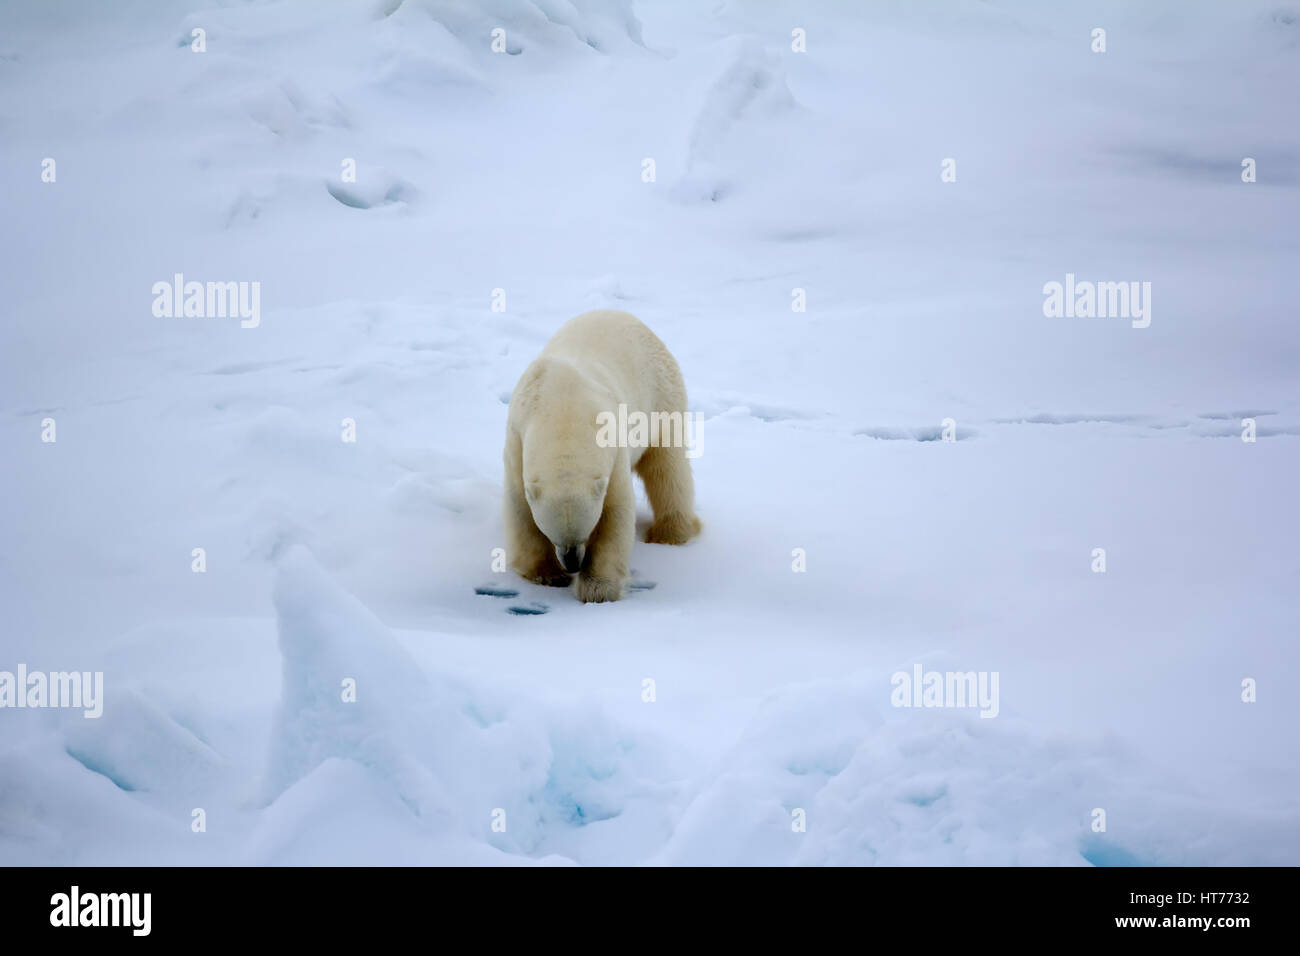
522 423 614 573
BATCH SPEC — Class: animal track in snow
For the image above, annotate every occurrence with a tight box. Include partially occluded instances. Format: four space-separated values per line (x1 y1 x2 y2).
991 413 1147 426
506 602 549 616
854 425 976 442
474 584 519 598
1197 410 1276 421
986 411 1298 439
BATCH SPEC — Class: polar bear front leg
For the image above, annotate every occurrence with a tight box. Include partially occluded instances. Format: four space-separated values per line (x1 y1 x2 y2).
504 432 572 586
577 449 635 603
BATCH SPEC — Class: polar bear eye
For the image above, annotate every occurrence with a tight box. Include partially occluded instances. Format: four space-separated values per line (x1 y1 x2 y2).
525 483 541 501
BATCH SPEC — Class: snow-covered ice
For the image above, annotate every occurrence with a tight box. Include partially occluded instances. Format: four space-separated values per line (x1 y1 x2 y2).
1 0 1298 865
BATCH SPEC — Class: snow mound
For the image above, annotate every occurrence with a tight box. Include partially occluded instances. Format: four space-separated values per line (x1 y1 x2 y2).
326 165 413 210
263 545 672 861
387 0 646 63
671 35 796 203
657 671 1298 866
264 544 460 818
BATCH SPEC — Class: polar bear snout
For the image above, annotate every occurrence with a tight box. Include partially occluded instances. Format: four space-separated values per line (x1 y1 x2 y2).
556 544 585 574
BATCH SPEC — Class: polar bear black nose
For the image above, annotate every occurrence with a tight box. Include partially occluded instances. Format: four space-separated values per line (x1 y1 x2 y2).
557 545 584 573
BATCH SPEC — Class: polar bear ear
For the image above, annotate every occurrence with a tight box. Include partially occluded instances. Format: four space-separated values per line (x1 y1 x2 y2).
525 482 541 501
593 477 609 497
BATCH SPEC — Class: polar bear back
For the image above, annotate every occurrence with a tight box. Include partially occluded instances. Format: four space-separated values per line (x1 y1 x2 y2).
535 309 687 417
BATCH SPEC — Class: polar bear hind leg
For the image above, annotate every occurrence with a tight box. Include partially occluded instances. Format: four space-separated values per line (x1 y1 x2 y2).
637 445 701 545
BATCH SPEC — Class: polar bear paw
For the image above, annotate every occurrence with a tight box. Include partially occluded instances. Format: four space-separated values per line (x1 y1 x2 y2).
576 574 622 603
512 557 573 588
646 512 701 545
529 572 574 588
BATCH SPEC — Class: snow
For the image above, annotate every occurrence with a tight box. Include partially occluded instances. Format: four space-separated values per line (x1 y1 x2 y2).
2 0 1298 865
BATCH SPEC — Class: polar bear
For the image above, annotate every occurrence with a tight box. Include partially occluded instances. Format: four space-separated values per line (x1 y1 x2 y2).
504 310 701 603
